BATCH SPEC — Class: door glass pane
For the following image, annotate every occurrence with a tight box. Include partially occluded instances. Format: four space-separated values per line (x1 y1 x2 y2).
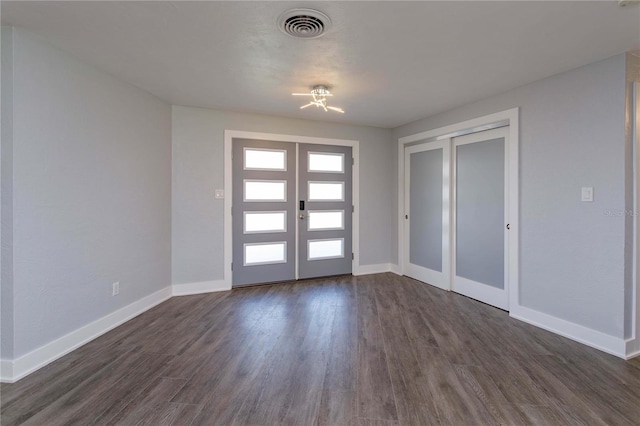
308 182 344 201
244 242 286 266
308 210 344 231
244 148 286 170
308 238 344 260
456 138 505 288
409 149 443 272
244 211 286 233
244 180 286 201
308 152 344 173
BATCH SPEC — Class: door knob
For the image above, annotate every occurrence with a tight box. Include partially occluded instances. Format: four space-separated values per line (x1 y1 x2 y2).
299 214 305 220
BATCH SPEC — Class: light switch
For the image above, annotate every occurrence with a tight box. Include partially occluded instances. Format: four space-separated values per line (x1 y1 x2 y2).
581 187 593 202
215 189 225 199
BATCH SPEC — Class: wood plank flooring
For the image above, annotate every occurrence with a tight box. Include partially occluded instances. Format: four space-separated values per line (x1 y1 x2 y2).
2 273 640 425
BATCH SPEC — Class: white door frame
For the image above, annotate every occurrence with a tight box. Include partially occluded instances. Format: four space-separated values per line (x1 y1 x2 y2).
397 108 519 309
631 81 640 358
224 130 360 289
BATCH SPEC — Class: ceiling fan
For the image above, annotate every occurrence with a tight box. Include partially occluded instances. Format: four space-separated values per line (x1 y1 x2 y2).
292 85 344 113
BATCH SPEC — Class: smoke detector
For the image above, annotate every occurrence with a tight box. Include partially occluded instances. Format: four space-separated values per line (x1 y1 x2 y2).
277 9 331 39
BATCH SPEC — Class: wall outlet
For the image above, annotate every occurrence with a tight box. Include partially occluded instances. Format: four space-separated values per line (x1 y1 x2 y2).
112 281 120 296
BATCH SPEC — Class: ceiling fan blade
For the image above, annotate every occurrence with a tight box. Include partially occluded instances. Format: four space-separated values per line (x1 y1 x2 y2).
327 106 345 113
299 102 315 109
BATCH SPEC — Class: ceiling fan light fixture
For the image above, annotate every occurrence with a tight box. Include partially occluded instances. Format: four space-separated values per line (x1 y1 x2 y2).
292 85 345 114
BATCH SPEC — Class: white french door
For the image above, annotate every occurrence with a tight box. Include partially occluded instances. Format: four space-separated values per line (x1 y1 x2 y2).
404 126 511 311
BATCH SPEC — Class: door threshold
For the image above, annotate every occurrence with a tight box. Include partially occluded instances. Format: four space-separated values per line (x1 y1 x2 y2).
232 273 353 289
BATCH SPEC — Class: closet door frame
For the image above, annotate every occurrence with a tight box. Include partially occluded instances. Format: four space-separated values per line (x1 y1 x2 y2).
224 130 360 290
397 108 519 311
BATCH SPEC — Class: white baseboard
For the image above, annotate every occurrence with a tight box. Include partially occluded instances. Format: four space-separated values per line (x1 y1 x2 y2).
626 337 640 360
389 264 402 275
0 359 14 382
172 279 230 296
354 263 393 276
626 348 640 360
0 286 172 383
510 305 627 359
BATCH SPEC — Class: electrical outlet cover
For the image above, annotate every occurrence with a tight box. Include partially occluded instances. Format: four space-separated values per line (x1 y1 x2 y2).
581 187 594 202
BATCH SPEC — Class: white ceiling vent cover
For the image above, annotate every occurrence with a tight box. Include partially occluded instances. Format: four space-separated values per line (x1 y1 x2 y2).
278 9 331 39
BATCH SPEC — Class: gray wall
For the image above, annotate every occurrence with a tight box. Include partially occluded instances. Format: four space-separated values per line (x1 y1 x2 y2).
6 29 172 358
172 106 393 285
1 27 15 359
393 54 628 338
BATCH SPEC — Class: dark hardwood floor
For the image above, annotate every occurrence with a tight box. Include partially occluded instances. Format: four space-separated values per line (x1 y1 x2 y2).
2 273 640 425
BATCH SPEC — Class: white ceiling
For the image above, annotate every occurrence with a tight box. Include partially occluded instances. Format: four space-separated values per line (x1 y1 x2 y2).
2 1 639 128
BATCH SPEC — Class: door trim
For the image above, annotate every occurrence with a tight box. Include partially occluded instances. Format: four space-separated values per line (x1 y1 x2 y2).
224 130 359 289
397 108 519 310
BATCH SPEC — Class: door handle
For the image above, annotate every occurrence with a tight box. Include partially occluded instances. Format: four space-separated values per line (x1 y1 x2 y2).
299 213 305 220
506 224 510 230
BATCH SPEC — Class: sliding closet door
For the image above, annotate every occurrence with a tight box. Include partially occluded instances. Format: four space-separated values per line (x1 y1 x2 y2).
452 127 509 309
403 140 450 289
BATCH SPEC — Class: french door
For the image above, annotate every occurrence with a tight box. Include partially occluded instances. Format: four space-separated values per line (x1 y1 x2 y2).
298 144 353 279
232 139 352 287
404 127 510 310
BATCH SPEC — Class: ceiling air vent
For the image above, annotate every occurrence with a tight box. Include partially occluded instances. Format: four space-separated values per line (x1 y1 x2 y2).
277 9 331 39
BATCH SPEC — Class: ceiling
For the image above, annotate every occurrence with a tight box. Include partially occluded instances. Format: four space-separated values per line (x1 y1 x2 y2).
2 1 639 128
